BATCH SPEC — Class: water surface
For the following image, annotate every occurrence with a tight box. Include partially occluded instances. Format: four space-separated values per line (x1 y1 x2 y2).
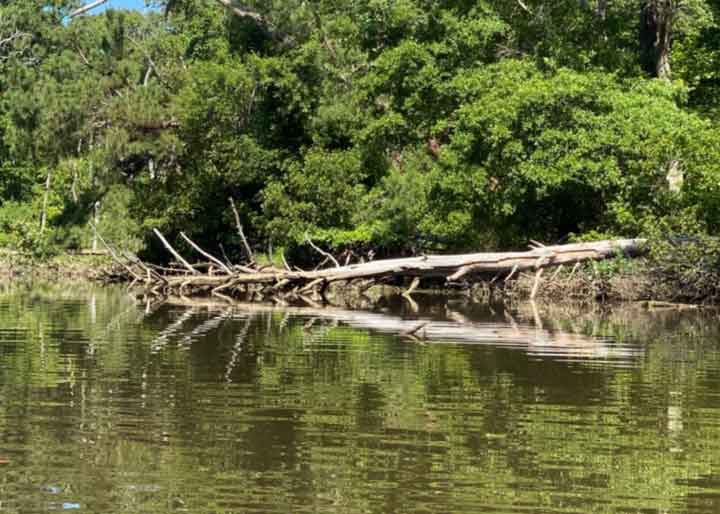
0 282 719 513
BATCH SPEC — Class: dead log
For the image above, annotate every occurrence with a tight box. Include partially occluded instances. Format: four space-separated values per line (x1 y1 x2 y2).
123 237 646 299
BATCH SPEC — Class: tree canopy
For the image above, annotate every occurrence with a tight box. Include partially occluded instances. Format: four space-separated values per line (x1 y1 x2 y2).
1 0 719 259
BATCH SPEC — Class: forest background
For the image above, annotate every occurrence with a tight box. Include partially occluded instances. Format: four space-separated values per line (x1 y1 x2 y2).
1 0 719 264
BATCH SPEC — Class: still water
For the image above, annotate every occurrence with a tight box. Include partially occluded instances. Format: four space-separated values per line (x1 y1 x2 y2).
0 282 719 513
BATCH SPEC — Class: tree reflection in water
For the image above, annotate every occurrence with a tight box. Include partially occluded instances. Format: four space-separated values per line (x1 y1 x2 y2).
0 282 718 513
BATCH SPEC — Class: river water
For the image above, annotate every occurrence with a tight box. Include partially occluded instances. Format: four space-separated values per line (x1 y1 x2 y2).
0 282 719 513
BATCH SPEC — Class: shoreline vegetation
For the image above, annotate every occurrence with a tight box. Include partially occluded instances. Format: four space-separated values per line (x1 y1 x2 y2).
4 233 718 309
2 2 720 309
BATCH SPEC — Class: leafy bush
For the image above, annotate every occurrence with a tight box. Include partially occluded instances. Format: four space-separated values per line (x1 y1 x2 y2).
436 61 720 246
643 215 720 303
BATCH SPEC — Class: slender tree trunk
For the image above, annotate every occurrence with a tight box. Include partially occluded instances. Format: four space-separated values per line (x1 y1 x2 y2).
596 0 608 20
656 27 672 80
40 170 52 234
92 201 100 253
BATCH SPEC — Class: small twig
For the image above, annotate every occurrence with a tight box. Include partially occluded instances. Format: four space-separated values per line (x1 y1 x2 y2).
272 278 291 291
180 232 232 274
504 264 520 282
299 295 322 309
233 264 259 274
127 34 169 89
516 0 532 14
218 243 233 268
402 277 421 298
529 300 543 330
448 264 480 282
401 322 429 337
530 268 544 300
122 250 166 284
550 264 565 281
567 262 581 281
313 256 330 271
92 226 143 282
404 294 419 313
212 279 239 301
229 198 254 264
305 233 340 268
299 278 325 294
153 228 199 275
489 270 504 284
281 251 292 272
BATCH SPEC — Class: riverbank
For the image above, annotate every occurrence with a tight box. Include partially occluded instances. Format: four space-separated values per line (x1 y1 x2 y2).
499 250 720 306
498 257 651 303
0 252 114 281
1 247 714 308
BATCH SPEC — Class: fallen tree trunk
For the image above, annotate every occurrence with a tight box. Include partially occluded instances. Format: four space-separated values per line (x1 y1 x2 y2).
101 235 646 301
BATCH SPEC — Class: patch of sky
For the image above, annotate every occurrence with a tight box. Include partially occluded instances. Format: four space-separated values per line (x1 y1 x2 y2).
94 0 156 13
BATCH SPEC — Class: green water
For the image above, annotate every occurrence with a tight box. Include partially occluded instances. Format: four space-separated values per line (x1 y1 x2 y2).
1 282 720 513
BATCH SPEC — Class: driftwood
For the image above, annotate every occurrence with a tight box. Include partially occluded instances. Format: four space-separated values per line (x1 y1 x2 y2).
102 232 646 302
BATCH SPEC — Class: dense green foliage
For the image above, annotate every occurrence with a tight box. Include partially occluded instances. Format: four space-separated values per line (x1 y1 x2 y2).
1 0 720 259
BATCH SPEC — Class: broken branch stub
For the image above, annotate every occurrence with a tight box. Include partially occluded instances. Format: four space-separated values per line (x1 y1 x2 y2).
229 197 255 264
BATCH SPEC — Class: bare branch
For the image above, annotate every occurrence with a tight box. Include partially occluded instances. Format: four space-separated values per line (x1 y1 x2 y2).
305 233 340 268
214 0 266 23
180 231 233 275
229 197 255 263
530 268 544 300
92 225 143 282
69 0 109 18
153 228 199 275
402 277 421 298
281 251 292 272
127 34 169 89
0 31 30 50
516 0 532 14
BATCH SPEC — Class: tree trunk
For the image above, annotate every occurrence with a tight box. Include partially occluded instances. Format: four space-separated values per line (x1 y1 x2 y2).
640 0 674 80
40 170 52 234
91 201 100 253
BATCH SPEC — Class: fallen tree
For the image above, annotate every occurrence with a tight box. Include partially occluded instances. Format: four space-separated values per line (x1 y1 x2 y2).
99 226 646 302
